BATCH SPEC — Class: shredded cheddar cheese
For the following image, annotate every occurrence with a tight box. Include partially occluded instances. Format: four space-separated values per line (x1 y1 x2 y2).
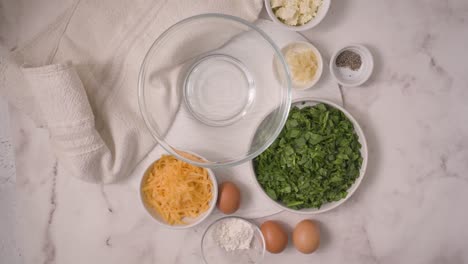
142 155 213 225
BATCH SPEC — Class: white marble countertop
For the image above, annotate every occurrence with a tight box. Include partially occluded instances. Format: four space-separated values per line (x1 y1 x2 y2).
2 0 468 263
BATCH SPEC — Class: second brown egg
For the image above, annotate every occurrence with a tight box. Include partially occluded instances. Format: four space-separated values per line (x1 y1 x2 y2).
260 220 288 254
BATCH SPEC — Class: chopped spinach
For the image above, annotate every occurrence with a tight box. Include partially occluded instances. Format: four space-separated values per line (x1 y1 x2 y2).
254 103 363 209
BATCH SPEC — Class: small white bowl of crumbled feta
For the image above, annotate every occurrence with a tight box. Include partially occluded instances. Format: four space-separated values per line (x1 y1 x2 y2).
265 0 331 31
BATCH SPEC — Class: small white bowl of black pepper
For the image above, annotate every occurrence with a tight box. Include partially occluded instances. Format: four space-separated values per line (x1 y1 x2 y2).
330 44 374 87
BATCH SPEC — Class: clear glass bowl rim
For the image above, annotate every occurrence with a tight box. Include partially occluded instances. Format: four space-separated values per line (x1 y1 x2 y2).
138 13 292 168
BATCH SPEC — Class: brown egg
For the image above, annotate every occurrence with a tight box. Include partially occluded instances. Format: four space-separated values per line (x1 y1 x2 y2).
217 181 240 214
260 221 288 254
292 220 320 254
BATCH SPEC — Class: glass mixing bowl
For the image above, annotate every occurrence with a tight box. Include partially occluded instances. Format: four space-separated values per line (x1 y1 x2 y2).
138 14 291 167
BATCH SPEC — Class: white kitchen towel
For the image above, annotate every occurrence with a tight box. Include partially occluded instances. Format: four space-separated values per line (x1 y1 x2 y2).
131 20 343 218
0 0 263 183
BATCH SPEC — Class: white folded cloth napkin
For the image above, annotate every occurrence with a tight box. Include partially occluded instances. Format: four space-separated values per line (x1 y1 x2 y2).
131 20 343 218
0 0 263 183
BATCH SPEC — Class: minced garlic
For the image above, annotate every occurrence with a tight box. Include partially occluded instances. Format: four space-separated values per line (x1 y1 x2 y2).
284 45 318 86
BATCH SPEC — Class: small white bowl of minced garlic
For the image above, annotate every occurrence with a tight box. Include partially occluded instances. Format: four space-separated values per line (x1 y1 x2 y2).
275 41 323 90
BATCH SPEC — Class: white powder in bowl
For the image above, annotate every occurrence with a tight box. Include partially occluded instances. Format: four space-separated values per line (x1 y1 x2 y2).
213 218 254 251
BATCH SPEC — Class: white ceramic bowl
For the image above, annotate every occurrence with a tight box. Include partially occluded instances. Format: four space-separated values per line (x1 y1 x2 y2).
330 44 374 87
278 41 323 90
251 98 368 214
140 153 218 229
264 0 331 31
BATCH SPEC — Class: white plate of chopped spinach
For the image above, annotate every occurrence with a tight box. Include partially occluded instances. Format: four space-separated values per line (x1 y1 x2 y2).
251 98 368 214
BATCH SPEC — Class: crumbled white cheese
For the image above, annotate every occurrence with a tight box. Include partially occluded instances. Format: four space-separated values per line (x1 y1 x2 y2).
284 0 298 8
285 13 299 26
276 6 297 21
271 0 322 26
271 0 283 8
298 1 309 13
298 13 313 25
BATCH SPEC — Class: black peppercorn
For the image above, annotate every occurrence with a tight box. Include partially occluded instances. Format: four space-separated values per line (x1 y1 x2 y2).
335 50 362 71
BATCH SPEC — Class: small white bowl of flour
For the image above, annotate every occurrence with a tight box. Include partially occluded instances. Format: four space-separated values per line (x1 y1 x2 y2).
201 216 265 264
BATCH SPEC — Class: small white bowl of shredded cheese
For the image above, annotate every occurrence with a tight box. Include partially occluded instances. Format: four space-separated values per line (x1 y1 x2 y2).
140 152 218 229
274 41 323 90
265 0 330 31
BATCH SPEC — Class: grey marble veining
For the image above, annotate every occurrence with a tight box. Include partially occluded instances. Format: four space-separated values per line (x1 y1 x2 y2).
0 97 19 263
3 0 468 263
